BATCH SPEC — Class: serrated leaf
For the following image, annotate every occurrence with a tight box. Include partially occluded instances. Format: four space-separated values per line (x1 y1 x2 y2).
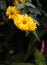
25 2 36 8
0 0 6 10
16 3 24 9
35 49 46 65
33 30 40 41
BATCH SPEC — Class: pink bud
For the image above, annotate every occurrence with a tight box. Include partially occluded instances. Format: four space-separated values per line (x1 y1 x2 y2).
40 40 45 54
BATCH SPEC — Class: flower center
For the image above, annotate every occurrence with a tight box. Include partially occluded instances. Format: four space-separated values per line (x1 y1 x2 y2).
23 20 26 24
11 11 14 15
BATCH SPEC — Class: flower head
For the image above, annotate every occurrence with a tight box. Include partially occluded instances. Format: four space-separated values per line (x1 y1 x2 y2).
18 0 25 3
13 14 28 30
13 0 18 6
13 14 37 31
28 20 37 31
6 6 20 19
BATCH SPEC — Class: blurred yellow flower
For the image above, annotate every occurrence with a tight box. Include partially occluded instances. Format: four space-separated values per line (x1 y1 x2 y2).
28 20 37 31
13 0 18 6
6 6 20 19
13 14 37 31
18 0 25 3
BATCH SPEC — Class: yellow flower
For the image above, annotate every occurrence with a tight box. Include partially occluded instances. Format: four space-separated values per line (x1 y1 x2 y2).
28 21 37 31
22 14 37 31
18 0 25 3
13 0 18 6
14 14 28 30
13 14 28 30
13 14 37 31
6 6 20 19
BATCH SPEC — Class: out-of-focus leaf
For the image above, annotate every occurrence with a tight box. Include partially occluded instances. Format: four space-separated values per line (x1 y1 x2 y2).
25 2 36 8
29 13 40 26
33 30 40 41
0 0 6 10
11 63 35 65
16 3 24 9
35 49 46 65
33 19 40 26
25 31 30 37
44 47 47 64
21 9 26 14
28 8 41 15
5 52 25 64
31 17 40 26
27 0 32 2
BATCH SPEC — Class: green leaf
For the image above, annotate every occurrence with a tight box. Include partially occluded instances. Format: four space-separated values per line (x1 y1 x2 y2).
31 17 40 26
25 31 30 37
27 0 32 2
33 30 40 41
35 50 46 65
28 14 40 26
28 8 41 15
16 3 24 9
21 10 26 14
33 19 40 26
0 0 6 10
25 2 36 8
